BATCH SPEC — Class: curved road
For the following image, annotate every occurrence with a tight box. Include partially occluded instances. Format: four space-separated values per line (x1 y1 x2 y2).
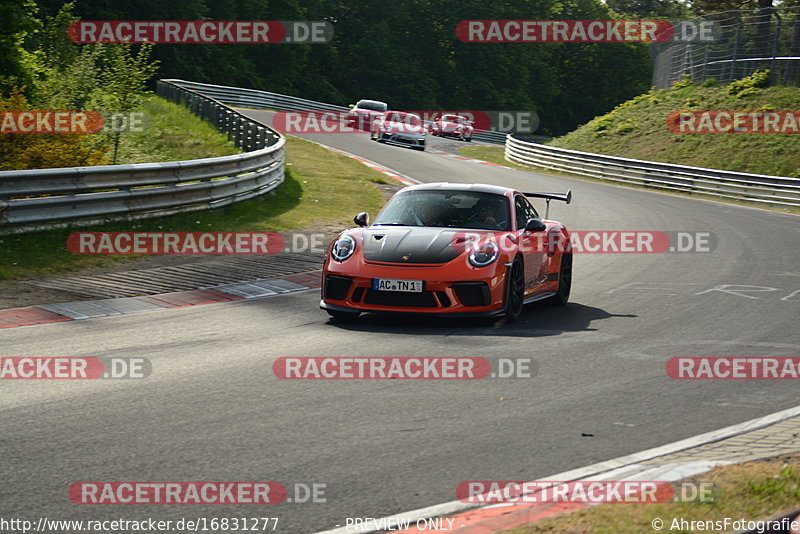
2 114 799 533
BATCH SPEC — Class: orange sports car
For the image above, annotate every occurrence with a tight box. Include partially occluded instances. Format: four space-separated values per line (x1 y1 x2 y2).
320 182 572 321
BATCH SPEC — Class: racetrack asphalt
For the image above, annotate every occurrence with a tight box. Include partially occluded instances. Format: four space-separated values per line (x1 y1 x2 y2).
1 111 799 533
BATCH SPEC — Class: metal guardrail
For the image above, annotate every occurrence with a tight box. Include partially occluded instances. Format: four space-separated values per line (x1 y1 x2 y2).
163 79 509 145
0 81 285 232
505 134 800 208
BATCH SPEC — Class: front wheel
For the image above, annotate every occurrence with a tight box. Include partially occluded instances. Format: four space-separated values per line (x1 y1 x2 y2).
504 258 525 322
546 252 572 306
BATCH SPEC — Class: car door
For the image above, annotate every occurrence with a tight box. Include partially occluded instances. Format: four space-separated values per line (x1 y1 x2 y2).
524 198 551 286
514 195 546 293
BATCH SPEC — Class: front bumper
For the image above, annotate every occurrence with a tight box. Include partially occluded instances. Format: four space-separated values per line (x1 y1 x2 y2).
320 300 507 318
321 257 509 316
437 129 469 138
379 132 426 148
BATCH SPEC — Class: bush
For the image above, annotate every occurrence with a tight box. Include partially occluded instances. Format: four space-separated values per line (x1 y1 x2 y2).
727 69 770 96
672 74 693 89
0 88 109 171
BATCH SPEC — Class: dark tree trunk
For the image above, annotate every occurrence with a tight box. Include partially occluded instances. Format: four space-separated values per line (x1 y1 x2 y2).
786 11 800 83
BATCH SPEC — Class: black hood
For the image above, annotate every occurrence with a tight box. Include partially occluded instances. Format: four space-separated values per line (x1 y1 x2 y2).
361 227 466 264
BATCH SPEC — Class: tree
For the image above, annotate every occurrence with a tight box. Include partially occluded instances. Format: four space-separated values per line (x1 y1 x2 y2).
92 43 160 163
0 0 37 93
606 0 688 18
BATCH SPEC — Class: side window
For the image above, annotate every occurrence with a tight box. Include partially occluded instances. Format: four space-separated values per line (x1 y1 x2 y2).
525 199 539 220
514 196 528 230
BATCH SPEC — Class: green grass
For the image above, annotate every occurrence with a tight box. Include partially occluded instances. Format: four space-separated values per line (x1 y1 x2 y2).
546 74 800 178
503 454 800 534
459 146 533 172
0 135 387 280
114 96 240 164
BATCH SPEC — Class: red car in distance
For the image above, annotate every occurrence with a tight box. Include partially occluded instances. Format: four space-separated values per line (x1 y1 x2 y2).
432 114 474 141
370 111 428 151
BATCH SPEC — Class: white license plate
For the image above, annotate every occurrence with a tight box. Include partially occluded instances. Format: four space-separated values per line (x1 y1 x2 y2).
373 278 424 292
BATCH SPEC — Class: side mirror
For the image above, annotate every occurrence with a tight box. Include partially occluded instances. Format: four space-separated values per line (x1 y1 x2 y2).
525 218 547 232
354 212 369 227
348 104 355 108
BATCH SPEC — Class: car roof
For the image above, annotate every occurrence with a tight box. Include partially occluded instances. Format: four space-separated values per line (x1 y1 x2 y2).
357 99 387 106
398 182 515 196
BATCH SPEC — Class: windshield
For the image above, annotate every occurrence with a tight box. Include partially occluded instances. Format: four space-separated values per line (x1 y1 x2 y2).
441 114 463 122
373 190 511 230
357 100 387 112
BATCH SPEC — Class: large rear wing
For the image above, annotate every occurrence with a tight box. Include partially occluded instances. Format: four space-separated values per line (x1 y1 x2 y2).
524 190 572 218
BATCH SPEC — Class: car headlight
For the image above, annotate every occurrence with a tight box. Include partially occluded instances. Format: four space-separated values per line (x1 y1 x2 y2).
468 241 498 267
331 235 357 262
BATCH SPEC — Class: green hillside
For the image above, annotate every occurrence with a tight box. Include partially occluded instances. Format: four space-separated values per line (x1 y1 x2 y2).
548 71 800 178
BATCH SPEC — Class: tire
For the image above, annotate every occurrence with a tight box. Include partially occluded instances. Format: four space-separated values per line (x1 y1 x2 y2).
504 258 525 322
326 309 361 322
465 135 472 142
546 252 572 306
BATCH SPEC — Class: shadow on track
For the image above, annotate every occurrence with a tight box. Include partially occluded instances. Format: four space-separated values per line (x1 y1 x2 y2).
326 302 636 338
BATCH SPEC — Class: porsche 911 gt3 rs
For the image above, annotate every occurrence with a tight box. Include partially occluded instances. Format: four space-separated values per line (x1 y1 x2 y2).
370 111 427 150
320 182 573 321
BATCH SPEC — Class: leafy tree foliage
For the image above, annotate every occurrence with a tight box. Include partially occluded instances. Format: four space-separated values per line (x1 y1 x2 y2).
25 0 655 135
